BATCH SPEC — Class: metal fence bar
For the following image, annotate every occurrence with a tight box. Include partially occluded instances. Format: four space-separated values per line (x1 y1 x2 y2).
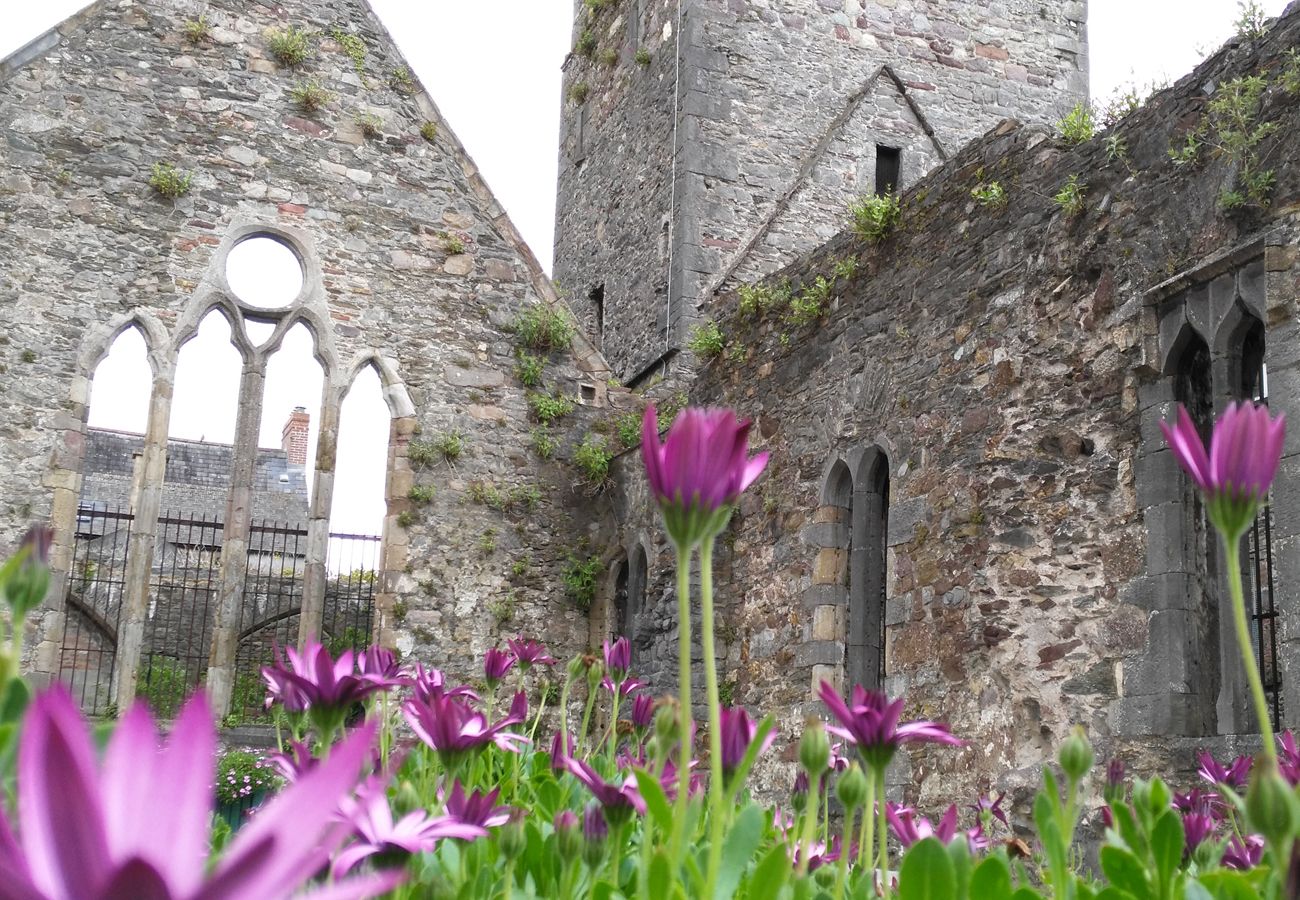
58 505 133 716
324 532 380 655
141 510 223 719
232 518 309 724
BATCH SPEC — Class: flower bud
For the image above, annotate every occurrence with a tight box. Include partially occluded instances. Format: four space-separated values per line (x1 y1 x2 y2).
791 770 810 812
567 655 586 680
1103 758 1126 805
3 526 52 619
582 805 607 868
799 719 831 776
395 779 422 813
1058 726 1094 782
586 659 605 692
836 763 869 811
499 810 527 861
555 810 582 862
653 698 680 757
1246 763 1299 846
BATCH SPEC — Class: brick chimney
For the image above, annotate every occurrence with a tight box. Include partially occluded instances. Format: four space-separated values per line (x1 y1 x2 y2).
281 407 309 467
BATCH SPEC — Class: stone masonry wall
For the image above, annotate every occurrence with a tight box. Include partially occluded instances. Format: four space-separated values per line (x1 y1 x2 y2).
554 0 682 383
0 0 619 687
555 0 1087 383
611 9 1300 807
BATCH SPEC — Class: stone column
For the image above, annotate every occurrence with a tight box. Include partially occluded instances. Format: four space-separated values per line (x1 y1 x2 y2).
297 388 339 650
113 374 171 711
374 414 416 649
801 504 849 697
207 359 266 717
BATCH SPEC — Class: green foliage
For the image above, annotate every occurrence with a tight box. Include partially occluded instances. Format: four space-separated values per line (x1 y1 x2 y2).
420 121 438 143
569 82 590 104
268 26 313 67
355 112 382 138
514 352 545 388
407 483 435 505
289 80 332 112
562 554 602 609
613 411 642 450
657 391 688 426
468 481 541 513
330 27 366 74
584 0 615 9
407 438 440 469
1281 49 1300 94
487 592 517 627
575 30 597 58
440 232 466 255
432 430 466 463
1097 84 1141 127
787 276 831 327
1105 134 1128 163
1207 75 1277 210
138 656 188 718
1056 101 1095 145
970 181 1007 209
389 66 415 92
737 281 791 318
832 256 859 281
183 15 210 44
599 48 619 66
635 48 652 66
686 320 725 358
396 510 415 529
848 192 901 243
1168 132 1201 166
1053 174 1086 216
1235 0 1268 38
527 391 574 425
509 555 531 580
573 434 613 486
148 162 192 199
513 304 575 353
531 427 558 459
215 749 281 804
478 528 498 555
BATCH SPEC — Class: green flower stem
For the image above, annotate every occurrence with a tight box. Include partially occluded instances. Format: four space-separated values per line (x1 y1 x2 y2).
609 822 625 892
606 690 622 765
857 774 873 870
876 768 890 900
795 783 820 877
578 679 598 756
670 540 694 866
1222 534 1278 767
699 538 725 899
835 805 855 900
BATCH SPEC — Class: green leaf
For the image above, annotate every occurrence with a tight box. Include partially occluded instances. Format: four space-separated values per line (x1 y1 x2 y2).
1100 845 1152 900
1096 889 1138 900
947 837 973 900
898 837 956 900
0 678 29 724
649 849 674 900
969 855 1014 900
1196 870 1263 900
1013 890 1047 900
718 804 764 899
633 767 674 833
1151 810 1183 889
744 844 791 900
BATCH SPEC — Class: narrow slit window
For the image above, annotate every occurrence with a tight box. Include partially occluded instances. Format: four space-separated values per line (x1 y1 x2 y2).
590 284 605 350
875 145 901 195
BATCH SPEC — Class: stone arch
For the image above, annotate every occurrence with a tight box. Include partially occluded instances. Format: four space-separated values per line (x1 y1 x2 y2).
76 310 172 382
1160 320 1212 378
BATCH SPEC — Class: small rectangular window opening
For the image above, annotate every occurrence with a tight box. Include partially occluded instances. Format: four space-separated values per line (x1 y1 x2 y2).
579 383 597 404
590 284 605 350
875 145 901 195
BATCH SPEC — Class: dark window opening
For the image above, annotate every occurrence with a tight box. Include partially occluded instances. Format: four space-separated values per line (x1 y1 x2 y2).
590 284 605 350
874 145 901 195
1237 318 1282 729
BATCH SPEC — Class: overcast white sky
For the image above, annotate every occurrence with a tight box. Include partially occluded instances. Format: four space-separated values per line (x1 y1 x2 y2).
5 0 1288 538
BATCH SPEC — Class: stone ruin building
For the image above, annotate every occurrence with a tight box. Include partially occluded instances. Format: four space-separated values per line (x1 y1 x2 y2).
4 0 1300 810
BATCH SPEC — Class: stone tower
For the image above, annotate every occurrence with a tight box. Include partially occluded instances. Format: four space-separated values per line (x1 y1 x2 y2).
553 0 1089 384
